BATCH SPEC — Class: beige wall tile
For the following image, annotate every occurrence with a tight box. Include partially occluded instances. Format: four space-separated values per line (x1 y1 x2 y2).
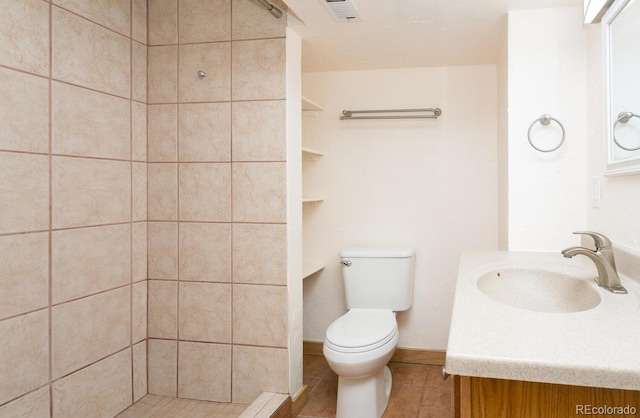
178 342 231 402
232 39 285 101
179 163 231 222
132 0 147 44
0 310 49 405
0 67 49 154
0 386 49 418
179 103 231 162
133 222 148 282
179 282 231 343
232 100 286 161
148 163 178 221
148 46 177 103
148 339 177 397
232 345 288 404
54 0 130 36
133 162 147 222
0 0 49 76
52 349 132 418
52 287 131 379
133 341 148 402
232 0 286 40
52 224 131 304
148 279 177 338
132 41 147 102
52 8 130 98
0 152 49 234
148 104 178 162
233 224 286 285
148 222 178 279
179 223 231 282
52 156 131 229
179 0 230 43
132 101 148 162
232 284 287 347
52 81 131 160
148 0 177 45
232 162 286 223
132 281 148 343
178 43 231 103
0 233 48 320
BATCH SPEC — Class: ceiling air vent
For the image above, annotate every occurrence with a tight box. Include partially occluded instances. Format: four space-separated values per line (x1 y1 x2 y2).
321 0 363 22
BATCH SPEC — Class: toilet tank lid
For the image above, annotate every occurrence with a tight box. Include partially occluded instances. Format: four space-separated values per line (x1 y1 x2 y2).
339 247 415 258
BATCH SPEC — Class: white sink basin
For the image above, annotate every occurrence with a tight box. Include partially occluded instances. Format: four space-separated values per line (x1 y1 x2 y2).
477 267 601 313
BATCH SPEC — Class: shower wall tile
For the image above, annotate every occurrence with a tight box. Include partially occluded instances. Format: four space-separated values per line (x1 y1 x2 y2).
232 345 288 404
232 39 286 101
179 163 232 221
178 43 231 102
0 310 49 405
0 152 49 235
133 341 148 402
148 163 178 220
52 81 131 160
232 162 286 223
52 156 131 229
233 223 287 285
51 287 131 379
231 0 286 40
132 41 148 102
148 279 178 338
52 224 131 304
133 162 148 222
148 339 178 397
53 0 131 36
132 101 148 161
0 232 49 320
52 8 130 98
179 103 231 162
132 0 147 44
148 46 178 103
0 386 50 418
0 0 49 76
179 222 231 282
179 282 231 343
133 222 148 282
51 349 132 418
148 222 178 279
178 342 231 402
148 0 178 46
0 67 49 154
148 104 178 161
232 100 286 161
179 0 231 43
232 284 287 347
132 281 148 343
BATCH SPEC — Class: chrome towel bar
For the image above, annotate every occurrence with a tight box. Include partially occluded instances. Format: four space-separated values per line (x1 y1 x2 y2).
339 108 442 120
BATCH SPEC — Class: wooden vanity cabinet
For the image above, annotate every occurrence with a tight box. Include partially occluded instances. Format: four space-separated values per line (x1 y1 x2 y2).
454 375 640 418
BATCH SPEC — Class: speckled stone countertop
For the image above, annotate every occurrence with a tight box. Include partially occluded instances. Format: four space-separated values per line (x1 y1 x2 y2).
445 248 640 390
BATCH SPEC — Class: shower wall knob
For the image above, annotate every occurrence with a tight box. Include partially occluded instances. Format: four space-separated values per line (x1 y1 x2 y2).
197 70 206 78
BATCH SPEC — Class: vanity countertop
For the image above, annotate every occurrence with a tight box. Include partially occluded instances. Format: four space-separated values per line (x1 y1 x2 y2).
445 250 640 390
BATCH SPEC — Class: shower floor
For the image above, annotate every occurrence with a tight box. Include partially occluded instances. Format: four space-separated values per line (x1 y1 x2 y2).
116 394 248 418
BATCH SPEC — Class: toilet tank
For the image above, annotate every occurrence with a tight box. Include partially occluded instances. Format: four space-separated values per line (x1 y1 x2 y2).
340 247 415 311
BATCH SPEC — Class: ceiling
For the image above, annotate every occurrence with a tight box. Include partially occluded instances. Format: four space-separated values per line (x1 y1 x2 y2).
282 0 582 72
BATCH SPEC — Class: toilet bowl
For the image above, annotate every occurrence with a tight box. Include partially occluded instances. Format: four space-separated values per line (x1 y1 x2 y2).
323 309 399 418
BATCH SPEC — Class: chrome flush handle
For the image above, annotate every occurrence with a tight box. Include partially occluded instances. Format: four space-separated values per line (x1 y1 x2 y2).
341 260 352 266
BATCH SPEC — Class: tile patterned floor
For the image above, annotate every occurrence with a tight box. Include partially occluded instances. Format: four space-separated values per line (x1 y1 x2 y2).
116 394 248 418
299 355 453 418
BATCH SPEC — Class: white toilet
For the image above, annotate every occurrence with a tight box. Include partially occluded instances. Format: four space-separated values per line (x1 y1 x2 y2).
323 247 415 418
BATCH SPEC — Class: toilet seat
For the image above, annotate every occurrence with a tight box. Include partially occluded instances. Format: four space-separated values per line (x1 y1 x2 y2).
325 309 398 353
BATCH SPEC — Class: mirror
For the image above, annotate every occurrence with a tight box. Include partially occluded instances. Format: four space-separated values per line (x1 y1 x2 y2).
603 0 640 175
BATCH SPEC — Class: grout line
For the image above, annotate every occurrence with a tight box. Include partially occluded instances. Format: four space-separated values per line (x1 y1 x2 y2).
47 2 54 417
129 0 135 406
175 1 181 399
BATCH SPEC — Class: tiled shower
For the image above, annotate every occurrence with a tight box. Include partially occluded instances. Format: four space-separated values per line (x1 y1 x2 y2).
0 0 293 416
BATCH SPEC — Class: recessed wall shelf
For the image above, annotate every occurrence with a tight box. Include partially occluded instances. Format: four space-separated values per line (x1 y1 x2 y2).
303 263 325 279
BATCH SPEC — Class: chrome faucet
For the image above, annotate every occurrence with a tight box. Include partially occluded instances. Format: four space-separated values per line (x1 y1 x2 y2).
561 231 627 294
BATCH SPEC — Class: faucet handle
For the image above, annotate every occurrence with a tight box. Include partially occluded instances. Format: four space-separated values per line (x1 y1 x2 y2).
573 231 612 249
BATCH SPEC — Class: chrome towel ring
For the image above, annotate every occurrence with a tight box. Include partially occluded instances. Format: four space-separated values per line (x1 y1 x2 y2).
613 111 640 151
527 114 565 153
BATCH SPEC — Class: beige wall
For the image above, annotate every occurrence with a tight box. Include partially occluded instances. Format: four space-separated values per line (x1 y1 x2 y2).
0 0 148 416
145 0 291 404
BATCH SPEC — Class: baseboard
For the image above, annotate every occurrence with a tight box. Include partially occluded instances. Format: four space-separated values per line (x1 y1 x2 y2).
302 340 446 365
291 384 309 417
